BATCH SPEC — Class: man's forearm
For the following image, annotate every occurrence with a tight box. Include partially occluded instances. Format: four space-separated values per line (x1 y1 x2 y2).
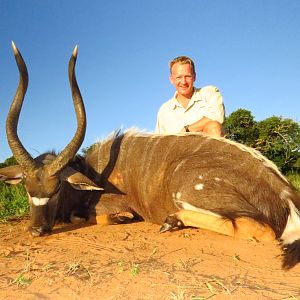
182 117 224 137
184 117 213 132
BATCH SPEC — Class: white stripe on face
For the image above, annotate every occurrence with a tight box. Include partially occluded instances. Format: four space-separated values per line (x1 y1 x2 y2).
31 197 49 206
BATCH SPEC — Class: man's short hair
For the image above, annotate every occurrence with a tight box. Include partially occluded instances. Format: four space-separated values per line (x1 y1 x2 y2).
169 56 195 75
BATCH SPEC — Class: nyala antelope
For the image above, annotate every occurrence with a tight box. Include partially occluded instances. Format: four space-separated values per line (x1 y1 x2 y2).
1 43 300 269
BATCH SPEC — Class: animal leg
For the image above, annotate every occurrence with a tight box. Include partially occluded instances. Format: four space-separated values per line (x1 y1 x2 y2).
234 217 276 241
88 194 137 225
160 210 234 236
89 212 135 225
160 210 275 242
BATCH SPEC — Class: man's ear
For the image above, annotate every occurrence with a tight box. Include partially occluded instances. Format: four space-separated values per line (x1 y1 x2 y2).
60 167 103 191
0 165 23 184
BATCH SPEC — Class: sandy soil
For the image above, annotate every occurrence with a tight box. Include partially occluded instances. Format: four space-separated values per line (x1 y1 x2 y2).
0 217 299 300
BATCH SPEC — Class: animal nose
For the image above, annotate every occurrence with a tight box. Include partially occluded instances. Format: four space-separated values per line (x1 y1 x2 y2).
28 226 51 237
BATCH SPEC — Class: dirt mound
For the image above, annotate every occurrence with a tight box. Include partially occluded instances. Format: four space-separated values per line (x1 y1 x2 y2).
0 218 299 299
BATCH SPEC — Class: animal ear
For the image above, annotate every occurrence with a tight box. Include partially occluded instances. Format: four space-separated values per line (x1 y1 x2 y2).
60 167 103 191
0 165 24 184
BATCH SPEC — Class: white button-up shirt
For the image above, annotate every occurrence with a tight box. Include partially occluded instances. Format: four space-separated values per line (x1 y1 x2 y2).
155 86 225 134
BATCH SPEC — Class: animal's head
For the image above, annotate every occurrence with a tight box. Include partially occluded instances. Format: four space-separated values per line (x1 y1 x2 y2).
0 43 102 236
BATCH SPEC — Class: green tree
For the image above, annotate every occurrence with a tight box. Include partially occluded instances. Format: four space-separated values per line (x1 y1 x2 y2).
254 116 300 173
225 109 300 173
224 109 258 146
0 156 17 168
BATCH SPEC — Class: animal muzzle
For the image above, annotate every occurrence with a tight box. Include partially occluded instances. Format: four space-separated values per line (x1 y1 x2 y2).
28 224 52 237
29 204 54 237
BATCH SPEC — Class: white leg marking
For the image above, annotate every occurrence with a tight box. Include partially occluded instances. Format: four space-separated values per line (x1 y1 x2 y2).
177 201 221 218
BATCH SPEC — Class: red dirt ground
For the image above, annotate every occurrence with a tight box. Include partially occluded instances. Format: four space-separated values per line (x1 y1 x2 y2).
0 217 300 300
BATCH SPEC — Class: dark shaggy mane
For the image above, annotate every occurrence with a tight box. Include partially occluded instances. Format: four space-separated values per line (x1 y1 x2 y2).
83 129 125 156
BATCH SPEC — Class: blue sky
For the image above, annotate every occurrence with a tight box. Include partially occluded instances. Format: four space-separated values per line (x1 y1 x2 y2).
0 1 299 162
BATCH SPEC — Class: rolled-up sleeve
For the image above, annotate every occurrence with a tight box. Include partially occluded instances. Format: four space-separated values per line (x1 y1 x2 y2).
202 86 225 124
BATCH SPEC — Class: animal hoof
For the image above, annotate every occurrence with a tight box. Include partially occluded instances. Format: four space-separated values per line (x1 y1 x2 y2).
159 223 173 233
159 214 184 233
28 226 51 237
111 212 135 224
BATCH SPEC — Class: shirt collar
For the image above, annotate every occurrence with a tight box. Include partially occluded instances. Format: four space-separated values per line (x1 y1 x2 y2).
171 88 200 110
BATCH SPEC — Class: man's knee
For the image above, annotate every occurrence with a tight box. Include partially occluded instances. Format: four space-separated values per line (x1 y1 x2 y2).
203 121 224 137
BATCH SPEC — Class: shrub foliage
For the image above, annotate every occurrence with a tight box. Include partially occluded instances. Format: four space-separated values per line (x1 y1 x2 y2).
0 157 28 220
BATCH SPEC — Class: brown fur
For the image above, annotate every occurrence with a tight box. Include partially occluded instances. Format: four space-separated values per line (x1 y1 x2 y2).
3 44 300 269
84 130 299 240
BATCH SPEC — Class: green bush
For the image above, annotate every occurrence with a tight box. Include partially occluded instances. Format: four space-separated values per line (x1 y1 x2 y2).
287 172 300 193
0 182 28 221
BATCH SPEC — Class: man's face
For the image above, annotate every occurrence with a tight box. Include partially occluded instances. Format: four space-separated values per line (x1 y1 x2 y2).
170 63 196 99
